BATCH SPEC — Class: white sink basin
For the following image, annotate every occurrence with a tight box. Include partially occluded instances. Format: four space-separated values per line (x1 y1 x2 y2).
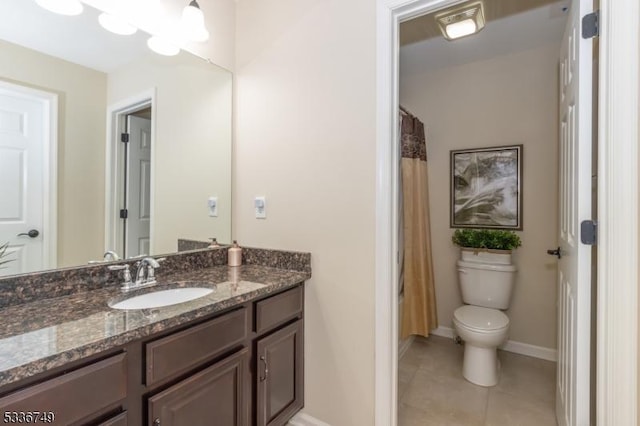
109 287 214 310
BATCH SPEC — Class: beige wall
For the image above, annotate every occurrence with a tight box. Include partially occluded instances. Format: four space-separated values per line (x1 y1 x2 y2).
108 52 232 253
0 40 107 267
400 44 560 349
234 0 377 424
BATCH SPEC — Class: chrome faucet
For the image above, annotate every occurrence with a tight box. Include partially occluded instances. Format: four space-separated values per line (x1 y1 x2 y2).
135 257 161 287
108 257 164 292
103 250 120 261
88 250 121 264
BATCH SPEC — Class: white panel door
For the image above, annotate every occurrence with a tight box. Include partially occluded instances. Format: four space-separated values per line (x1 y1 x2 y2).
0 87 46 276
125 115 151 258
555 2 593 425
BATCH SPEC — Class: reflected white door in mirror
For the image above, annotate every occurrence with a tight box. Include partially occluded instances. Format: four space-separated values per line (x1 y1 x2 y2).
0 81 57 276
106 96 155 260
125 115 152 258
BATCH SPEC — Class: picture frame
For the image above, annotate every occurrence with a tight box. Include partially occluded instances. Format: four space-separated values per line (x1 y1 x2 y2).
450 144 523 230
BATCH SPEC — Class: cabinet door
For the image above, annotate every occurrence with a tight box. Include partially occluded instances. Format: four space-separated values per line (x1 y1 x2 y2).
148 348 248 426
256 320 303 426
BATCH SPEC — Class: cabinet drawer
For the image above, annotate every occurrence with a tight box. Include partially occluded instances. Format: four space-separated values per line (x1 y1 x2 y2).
255 286 303 335
98 412 127 426
146 308 248 386
0 353 127 425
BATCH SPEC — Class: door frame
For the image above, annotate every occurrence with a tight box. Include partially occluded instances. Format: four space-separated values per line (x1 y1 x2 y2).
0 79 58 270
105 89 156 258
374 1 638 425
595 2 639 424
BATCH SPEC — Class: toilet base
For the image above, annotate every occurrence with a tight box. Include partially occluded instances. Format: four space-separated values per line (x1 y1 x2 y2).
462 344 500 387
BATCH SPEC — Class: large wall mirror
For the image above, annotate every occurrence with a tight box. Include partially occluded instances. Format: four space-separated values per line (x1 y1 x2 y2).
0 0 232 277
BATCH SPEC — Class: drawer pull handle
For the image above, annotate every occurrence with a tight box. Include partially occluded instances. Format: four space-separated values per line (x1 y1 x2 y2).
260 356 269 382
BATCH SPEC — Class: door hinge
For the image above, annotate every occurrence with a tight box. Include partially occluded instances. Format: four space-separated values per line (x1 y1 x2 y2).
580 220 597 245
119 209 128 219
120 133 130 143
582 11 599 39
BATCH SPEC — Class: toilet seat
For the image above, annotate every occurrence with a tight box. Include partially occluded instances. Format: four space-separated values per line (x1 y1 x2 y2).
454 305 509 333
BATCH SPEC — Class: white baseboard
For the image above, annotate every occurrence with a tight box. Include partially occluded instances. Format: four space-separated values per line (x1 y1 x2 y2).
431 326 456 339
431 326 557 362
500 339 557 362
398 335 415 359
288 412 331 426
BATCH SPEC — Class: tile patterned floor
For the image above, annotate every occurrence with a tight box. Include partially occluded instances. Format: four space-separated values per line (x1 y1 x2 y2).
398 336 557 426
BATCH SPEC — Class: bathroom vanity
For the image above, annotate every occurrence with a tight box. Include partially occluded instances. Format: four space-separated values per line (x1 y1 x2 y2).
0 248 310 426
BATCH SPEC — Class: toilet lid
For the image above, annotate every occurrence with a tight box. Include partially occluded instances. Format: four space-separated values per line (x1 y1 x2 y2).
454 305 509 331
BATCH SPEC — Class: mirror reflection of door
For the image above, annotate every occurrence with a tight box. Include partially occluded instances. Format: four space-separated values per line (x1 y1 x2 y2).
120 109 151 258
0 81 56 276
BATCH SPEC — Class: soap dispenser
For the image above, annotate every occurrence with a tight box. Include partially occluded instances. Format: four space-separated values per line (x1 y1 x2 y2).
228 240 242 267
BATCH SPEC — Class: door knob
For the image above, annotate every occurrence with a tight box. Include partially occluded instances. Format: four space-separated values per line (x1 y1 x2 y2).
547 247 562 259
17 229 39 238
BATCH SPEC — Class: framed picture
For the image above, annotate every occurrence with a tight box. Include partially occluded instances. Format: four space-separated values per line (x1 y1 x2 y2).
450 145 523 230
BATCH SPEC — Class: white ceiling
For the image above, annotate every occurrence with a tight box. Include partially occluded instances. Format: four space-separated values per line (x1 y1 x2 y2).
0 0 154 73
400 1 569 76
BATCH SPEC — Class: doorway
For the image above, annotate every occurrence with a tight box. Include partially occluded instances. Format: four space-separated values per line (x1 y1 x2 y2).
397 1 570 423
105 92 155 260
375 1 638 425
0 80 57 275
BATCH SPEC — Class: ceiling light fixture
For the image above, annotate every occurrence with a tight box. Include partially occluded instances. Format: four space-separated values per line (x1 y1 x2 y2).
180 0 210 42
435 2 485 41
35 0 83 16
98 13 137 36
147 35 180 56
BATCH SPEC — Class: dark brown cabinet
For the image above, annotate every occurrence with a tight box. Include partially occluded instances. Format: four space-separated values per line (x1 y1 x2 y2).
0 284 304 426
148 348 249 426
0 353 127 425
256 320 303 426
145 308 248 386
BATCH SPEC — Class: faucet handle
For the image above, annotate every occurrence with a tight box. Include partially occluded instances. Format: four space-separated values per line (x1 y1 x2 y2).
108 264 133 289
145 258 164 283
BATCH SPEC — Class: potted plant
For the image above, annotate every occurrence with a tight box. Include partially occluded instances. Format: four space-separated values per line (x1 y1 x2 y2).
452 229 522 264
0 242 14 269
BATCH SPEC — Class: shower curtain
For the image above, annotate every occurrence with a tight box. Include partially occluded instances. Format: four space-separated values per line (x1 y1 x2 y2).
399 109 438 339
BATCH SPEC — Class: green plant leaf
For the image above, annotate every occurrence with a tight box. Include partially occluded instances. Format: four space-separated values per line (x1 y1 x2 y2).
452 229 521 250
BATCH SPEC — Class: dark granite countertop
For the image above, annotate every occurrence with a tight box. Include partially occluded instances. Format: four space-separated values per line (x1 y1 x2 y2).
0 264 310 388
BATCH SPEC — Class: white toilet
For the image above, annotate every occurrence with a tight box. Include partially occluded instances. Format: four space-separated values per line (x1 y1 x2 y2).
452 252 516 387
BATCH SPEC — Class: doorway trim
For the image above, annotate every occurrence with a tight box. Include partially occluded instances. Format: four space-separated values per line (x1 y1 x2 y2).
596 1 639 424
104 89 156 257
374 1 638 425
0 79 58 270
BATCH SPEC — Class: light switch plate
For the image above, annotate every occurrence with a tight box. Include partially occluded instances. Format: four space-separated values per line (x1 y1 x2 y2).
255 196 266 219
208 197 218 217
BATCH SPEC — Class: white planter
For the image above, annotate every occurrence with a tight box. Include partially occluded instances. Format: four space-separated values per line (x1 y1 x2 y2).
460 248 512 265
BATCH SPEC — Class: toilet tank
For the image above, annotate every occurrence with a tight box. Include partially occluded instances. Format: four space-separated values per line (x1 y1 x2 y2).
457 259 516 309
